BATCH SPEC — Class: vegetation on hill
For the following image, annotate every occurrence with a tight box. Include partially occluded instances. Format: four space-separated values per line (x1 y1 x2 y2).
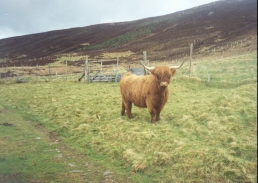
0 0 256 63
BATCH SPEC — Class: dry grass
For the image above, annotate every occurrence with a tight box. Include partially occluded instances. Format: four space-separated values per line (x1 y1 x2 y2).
0 52 256 182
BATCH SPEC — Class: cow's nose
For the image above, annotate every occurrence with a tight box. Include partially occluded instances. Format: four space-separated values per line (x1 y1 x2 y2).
160 82 168 87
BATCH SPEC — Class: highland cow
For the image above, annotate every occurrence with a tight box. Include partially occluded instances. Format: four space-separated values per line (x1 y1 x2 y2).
120 60 185 124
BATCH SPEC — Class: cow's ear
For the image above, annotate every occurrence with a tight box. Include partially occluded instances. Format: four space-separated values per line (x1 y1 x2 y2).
170 69 176 76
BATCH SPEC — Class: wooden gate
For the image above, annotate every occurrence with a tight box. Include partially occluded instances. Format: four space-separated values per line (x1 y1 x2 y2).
79 57 120 82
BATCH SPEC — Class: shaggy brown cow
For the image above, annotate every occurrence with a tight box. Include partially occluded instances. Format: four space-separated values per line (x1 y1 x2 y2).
120 60 185 124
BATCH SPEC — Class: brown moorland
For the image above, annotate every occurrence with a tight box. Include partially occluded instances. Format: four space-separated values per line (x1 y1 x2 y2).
0 0 256 68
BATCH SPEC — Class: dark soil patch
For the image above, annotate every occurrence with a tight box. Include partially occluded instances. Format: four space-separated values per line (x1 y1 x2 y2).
1 122 13 126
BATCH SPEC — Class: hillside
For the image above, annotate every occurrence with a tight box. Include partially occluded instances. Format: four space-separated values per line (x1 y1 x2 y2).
0 0 257 66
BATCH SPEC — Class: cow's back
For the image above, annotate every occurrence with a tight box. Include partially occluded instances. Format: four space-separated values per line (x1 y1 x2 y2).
120 72 153 107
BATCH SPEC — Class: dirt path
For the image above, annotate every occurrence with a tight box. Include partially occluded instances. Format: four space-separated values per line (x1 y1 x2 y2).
0 106 132 183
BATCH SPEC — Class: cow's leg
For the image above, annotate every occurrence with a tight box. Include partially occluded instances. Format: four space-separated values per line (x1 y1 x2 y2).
147 104 157 124
124 101 133 119
121 101 126 116
156 111 161 121
151 114 156 124
149 111 157 124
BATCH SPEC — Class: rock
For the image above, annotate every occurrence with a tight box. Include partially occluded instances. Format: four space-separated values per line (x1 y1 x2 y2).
68 163 76 167
103 171 114 176
70 170 83 173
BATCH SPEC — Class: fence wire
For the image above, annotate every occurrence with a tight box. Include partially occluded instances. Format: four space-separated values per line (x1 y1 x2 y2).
0 38 257 83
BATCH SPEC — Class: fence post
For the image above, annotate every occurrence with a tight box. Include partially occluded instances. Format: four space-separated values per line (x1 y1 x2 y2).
5 66 7 81
48 64 51 81
24 65 26 80
100 60 103 75
115 57 119 82
143 51 147 65
206 69 210 82
189 43 193 78
36 64 38 81
13 65 15 80
17 67 19 81
66 60 68 81
85 56 89 82
143 51 147 75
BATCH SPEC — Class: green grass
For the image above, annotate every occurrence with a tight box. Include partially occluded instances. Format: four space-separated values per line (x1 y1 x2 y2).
0 52 257 182
0 105 131 183
0 105 69 182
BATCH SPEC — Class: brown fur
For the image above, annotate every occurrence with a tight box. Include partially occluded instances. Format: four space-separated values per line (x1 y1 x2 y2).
120 66 177 124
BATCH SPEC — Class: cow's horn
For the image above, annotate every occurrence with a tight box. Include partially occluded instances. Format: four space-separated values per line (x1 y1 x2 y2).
140 62 155 71
169 59 186 69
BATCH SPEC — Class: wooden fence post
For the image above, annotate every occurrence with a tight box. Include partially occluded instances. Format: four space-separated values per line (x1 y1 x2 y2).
36 64 38 81
48 64 51 81
100 60 103 75
143 51 147 65
85 56 89 82
206 68 210 82
189 43 193 78
115 57 119 82
5 66 7 81
143 51 147 75
17 67 19 81
66 60 68 81
13 65 15 80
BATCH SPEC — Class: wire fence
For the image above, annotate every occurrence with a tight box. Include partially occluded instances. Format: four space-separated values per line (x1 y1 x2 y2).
0 64 83 82
0 37 257 83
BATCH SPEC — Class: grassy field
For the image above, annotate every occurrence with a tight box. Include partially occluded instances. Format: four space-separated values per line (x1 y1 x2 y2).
0 105 130 183
0 52 257 182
